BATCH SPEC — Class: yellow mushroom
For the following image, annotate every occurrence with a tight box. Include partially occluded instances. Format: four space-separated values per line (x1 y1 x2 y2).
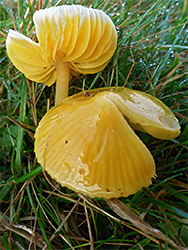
34 87 180 199
6 5 117 104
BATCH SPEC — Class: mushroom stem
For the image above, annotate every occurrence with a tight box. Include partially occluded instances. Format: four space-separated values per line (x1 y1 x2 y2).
55 60 70 105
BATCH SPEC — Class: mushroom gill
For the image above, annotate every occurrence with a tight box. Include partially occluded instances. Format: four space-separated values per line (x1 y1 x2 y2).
6 5 117 104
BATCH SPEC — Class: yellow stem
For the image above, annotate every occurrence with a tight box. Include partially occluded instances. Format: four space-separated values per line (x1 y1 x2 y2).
55 59 70 105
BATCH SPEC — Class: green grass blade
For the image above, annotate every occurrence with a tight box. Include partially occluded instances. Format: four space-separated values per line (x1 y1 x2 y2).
151 20 188 92
14 165 43 185
120 0 161 44
15 77 27 169
25 172 53 250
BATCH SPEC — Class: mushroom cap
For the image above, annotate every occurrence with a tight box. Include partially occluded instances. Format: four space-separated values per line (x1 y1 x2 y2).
106 88 181 140
6 5 117 86
34 87 180 198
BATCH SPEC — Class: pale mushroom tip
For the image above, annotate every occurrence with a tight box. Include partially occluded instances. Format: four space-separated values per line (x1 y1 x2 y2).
34 87 180 199
6 5 117 104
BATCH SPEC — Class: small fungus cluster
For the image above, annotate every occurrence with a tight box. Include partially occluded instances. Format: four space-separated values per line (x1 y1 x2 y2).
6 5 180 199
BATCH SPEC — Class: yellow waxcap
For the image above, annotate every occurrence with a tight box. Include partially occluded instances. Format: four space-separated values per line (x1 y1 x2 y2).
35 87 182 198
106 88 181 139
6 30 56 86
6 5 117 86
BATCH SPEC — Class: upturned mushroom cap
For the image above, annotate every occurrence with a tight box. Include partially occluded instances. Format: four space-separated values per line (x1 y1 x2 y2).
34 87 180 199
6 5 117 86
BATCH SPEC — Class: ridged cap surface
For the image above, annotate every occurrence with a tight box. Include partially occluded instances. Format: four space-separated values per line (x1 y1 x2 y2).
34 87 180 198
